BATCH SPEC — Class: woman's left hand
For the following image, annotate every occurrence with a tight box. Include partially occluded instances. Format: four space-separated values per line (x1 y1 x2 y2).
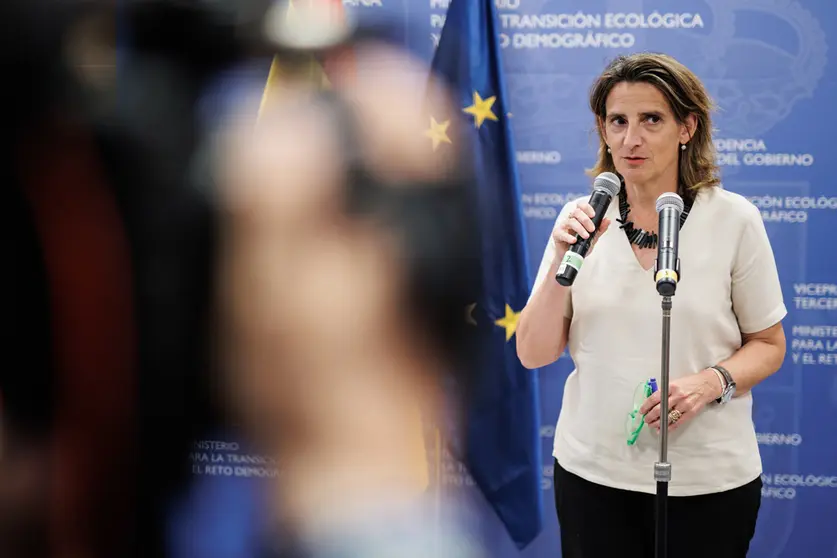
640 370 724 432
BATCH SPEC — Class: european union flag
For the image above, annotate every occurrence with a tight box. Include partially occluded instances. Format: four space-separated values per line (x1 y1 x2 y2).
426 0 543 549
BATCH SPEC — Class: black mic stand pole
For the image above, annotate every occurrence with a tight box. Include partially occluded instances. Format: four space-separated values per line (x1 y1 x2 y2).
655 293 672 558
653 257 679 558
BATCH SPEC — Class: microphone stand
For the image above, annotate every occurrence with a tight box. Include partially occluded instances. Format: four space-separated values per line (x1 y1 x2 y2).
653 258 679 558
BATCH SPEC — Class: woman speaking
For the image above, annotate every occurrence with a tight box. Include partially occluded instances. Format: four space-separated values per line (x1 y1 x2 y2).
516 52 787 558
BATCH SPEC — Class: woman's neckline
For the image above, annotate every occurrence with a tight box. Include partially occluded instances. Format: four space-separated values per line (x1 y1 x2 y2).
616 181 699 272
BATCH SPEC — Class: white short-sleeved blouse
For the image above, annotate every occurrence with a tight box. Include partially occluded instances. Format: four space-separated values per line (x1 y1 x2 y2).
529 186 787 496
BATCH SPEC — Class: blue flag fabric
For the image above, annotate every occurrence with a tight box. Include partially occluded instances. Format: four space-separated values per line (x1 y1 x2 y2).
427 0 543 549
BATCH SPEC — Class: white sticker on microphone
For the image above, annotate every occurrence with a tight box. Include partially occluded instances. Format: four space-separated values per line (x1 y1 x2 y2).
559 251 584 272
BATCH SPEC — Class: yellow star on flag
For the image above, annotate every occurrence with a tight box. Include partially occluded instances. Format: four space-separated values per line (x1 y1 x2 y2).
463 91 499 128
425 117 452 151
494 304 521 341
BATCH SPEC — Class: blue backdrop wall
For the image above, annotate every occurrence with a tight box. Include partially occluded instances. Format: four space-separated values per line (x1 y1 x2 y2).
170 2 837 557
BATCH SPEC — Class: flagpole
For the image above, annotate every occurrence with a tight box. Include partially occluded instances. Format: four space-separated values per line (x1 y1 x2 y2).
257 55 281 120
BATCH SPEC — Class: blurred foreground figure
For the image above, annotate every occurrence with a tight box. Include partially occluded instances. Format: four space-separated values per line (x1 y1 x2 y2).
216 39 485 557
3 1 238 556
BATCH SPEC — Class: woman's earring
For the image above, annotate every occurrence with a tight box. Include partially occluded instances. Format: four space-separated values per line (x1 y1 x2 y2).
607 147 612 154
680 143 687 151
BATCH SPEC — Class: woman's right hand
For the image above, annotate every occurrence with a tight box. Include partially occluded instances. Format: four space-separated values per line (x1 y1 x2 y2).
553 200 611 255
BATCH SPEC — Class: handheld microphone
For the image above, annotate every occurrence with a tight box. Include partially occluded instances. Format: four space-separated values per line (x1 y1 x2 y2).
654 192 684 296
555 172 621 286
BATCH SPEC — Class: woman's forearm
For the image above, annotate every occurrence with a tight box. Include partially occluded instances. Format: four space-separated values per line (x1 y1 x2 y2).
715 322 787 397
516 258 571 369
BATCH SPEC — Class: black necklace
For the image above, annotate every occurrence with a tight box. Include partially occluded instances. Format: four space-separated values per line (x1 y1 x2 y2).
616 186 693 249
